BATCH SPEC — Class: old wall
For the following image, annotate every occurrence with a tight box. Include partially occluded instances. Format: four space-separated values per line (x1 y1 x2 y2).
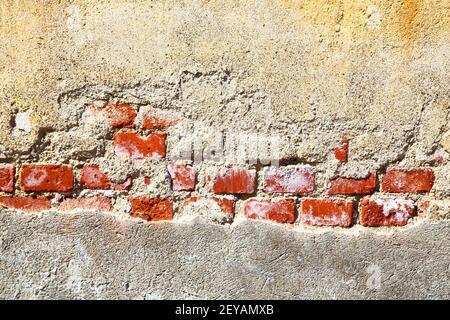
0 0 449 299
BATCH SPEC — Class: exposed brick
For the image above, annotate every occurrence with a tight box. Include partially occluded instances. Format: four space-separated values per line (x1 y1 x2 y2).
360 197 415 227
212 197 235 215
168 164 196 191
20 164 74 192
184 196 235 216
263 166 315 194
212 168 256 194
0 196 51 212
140 106 178 130
112 176 133 190
129 197 173 221
80 164 111 190
59 196 112 212
301 198 353 227
114 131 166 159
80 164 132 190
417 199 430 219
87 103 137 128
328 171 376 195
381 168 435 193
0 164 15 193
334 136 349 161
244 198 296 224
144 177 152 190
105 103 137 128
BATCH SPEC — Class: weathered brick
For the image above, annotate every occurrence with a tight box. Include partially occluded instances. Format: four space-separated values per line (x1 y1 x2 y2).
87 103 137 128
0 164 15 193
112 176 132 190
301 198 353 227
59 196 112 212
360 197 415 227
80 164 111 190
244 198 296 224
144 177 152 190
263 166 315 194
140 106 178 130
168 164 196 191
211 197 235 215
0 196 51 212
334 136 349 161
328 171 376 195
80 164 132 190
20 164 74 192
129 197 173 221
184 196 235 216
417 199 430 219
114 131 166 159
381 168 435 193
212 168 256 194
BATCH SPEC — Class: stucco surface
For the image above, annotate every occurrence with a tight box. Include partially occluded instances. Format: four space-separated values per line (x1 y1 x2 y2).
0 210 449 299
1 0 449 168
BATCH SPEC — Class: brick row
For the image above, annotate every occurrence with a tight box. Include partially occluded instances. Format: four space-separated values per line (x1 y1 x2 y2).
0 194 421 228
0 161 435 228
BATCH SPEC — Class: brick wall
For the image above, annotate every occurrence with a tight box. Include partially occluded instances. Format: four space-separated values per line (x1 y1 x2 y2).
0 102 438 228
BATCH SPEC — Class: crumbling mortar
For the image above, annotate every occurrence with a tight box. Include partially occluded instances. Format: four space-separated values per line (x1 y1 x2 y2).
2 65 448 225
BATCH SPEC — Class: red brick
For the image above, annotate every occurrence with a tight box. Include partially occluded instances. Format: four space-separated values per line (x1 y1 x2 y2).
0 196 51 212
328 171 376 195
0 164 15 193
114 131 166 159
144 177 152 190
140 106 178 130
212 168 256 194
168 164 196 191
334 136 349 161
20 164 74 192
211 197 235 215
263 166 315 194
80 164 132 190
129 197 173 221
417 199 430 219
59 196 112 212
360 197 415 227
105 103 136 128
80 164 111 190
184 196 235 217
244 198 296 224
87 103 136 128
381 168 435 193
112 176 132 191
301 198 353 227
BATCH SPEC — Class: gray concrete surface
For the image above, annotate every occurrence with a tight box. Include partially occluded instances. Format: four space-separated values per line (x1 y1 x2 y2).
0 210 448 299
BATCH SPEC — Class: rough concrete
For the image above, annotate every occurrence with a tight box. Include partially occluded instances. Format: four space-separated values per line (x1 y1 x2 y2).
1 0 449 299
0 210 448 300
